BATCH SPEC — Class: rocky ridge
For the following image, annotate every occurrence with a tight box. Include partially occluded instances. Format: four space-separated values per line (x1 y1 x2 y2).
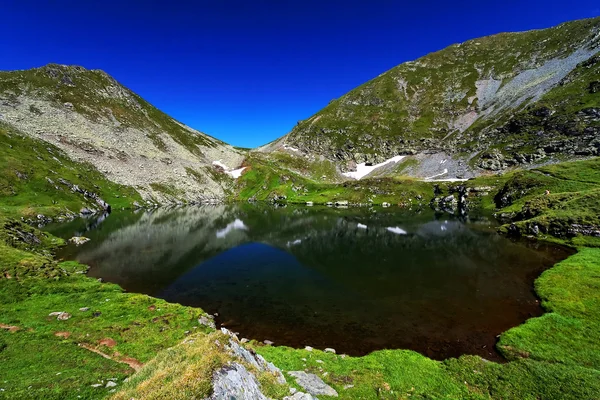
264 17 600 180
0 64 244 203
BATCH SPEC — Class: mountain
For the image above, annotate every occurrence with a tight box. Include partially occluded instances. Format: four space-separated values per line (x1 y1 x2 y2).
265 17 600 180
0 64 244 203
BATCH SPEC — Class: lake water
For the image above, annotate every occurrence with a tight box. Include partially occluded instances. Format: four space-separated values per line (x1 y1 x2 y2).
46 204 573 361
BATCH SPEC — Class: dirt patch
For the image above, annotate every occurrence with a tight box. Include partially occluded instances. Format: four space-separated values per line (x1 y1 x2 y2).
54 331 71 338
99 338 117 347
79 342 143 372
0 323 21 333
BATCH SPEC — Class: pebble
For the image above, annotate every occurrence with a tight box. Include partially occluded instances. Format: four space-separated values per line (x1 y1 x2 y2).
105 381 117 388
324 348 336 354
304 346 313 352
79 307 90 312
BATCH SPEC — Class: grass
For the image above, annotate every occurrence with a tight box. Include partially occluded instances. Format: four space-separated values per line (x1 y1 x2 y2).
1 133 600 398
493 157 600 242
111 331 288 400
0 122 142 219
0 219 215 399
234 153 435 206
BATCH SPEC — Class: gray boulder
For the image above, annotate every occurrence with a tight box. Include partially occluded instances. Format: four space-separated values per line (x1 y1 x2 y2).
207 363 268 400
288 371 338 397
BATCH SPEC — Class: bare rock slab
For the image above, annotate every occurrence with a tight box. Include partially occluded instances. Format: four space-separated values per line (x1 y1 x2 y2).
208 363 268 400
288 371 338 397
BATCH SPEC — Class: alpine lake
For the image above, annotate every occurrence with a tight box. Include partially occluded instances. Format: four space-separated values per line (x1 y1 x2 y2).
45 203 573 361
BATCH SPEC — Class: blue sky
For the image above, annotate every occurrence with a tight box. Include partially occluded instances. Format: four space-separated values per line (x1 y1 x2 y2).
2 1 599 147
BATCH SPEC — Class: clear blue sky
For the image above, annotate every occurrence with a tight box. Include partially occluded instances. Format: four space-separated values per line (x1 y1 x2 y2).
2 1 598 147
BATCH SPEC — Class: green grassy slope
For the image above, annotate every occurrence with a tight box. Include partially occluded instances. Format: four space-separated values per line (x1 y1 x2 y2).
280 17 600 170
0 122 142 219
493 157 600 245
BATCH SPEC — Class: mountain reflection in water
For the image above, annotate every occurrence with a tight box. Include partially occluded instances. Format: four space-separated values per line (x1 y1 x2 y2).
47 204 573 360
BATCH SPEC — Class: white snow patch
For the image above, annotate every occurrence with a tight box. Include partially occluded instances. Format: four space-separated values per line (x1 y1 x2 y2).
386 227 407 235
287 239 302 247
212 160 229 170
357 223 368 229
342 155 406 180
212 160 246 179
216 219 248 238
423 169 467 182
227 167 247 179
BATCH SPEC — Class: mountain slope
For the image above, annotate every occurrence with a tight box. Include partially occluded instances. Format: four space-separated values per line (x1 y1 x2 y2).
267 17 600 180
0 64 244 202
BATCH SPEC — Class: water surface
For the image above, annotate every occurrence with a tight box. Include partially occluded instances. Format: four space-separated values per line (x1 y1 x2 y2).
47 204 573 360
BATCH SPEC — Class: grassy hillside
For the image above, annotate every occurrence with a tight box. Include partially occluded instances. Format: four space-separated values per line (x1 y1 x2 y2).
0 122 142 220
278 17 600 174
0 64 222 154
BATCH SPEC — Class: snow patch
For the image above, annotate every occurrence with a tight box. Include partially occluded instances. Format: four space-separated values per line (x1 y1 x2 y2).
227 167 247 179
212 160 246 179
343 156 406 180
287 239 302 247
386 227 407 235
216 219 248 238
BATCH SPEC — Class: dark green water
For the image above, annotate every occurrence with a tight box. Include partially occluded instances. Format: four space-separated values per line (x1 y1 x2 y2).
46 204 573 360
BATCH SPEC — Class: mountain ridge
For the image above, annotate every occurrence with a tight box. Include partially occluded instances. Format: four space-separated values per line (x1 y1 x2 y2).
262 16 600 180
0 63 244 203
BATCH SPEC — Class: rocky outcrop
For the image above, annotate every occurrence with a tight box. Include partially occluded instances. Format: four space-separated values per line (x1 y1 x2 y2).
207 363 268 400
288 371 338 397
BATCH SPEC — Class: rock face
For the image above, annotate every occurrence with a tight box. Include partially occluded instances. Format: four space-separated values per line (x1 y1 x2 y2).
208 363 268 400
288 371 338 397
263 17 600 179
0 64 245 203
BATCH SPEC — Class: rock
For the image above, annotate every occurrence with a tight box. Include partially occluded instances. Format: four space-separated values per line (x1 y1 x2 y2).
334 200 348 206
198 315 216 329
91 384 102 388
382 202 390 207
208 363 268 400
80 207 93 215
305 201 314 206
79 307 90 312
589 81 600 94
56 312 71 321
284 392 318 400
105 381 117 388
240 338 249 344
304 346 313 352
324 347 336 354
69 236 90 246
288 371 338 397
263 340 274 346
225 339 286 385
